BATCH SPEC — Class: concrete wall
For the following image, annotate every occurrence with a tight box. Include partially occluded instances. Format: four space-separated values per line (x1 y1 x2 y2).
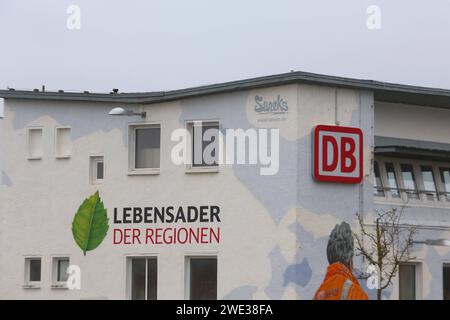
375 101 450 143
0 84 374 299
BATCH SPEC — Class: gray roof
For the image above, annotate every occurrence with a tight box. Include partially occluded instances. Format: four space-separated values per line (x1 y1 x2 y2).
1 71 450 108
375 136 450 161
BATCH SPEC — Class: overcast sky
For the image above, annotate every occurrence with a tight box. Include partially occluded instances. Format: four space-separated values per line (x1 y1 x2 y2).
1 0 450 93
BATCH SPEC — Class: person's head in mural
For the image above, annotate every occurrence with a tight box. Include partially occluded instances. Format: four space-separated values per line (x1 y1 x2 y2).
314 222 368 300
326 221 354 270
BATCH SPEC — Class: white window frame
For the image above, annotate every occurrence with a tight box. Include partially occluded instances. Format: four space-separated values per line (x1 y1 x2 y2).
374 156 450 208
397 261 423 300
373 160 385 197
399 162 420 201
23 256 42 289
54 126 72 159
419 164 439 201
126 255 158 300
90 155 104 185
51 256 70 289
438 167 450 202
185 120 220 174
27 126 43 160
380 160 402 200
128 123 161 175
184 254 218 300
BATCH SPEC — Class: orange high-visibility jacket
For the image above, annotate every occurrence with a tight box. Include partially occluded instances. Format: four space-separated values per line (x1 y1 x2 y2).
313 262 368 300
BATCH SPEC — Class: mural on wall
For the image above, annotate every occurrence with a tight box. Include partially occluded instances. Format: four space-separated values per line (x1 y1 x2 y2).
4 84 450 300
72 191 222 250
313 222 368 300
71 191 109 256
179 85 371 299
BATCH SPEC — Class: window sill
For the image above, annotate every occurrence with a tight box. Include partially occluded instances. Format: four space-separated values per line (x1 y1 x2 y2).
185 167 219 174
374 198 450 210
51 283 68 289
23 284 41 289
127 169 160 176
27 157 42 161
55 155 71 159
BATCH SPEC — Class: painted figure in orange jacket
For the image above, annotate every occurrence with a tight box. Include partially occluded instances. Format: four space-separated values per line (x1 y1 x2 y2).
313 222 368 300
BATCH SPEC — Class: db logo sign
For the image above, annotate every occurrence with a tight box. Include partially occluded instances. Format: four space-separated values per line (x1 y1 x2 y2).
313 125 363 183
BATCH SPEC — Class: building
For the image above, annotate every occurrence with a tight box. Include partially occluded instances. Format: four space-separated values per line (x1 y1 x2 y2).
1 71 450 300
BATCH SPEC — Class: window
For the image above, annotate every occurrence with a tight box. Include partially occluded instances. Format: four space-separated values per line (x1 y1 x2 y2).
129 257 157 300
25 258 41 286
444 264 450 300
400 164 419 200
55 127 72 158
421 166 438 200
129 124 161 173
27 128 43 159
90 156 104 184
189 121 219 168
52 257 69 287
375 158 450 205
399 264 416 300
440 168 450 201
373 161 384 197
385 162 400 198
188 257 217 300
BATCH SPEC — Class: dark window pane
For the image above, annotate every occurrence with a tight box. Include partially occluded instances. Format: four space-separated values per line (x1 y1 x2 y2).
373 161 384 197
147 259 157 300
29 259 41 282
190 258 217 300
401 164 419 199
444 265 450 300
440 168 450 201
131 259 146 300
385 163 400 198
96 161 104 179
192 123 219 167
421 166 437 200
57 259 69 282
399 264 416 300
135 127 160 169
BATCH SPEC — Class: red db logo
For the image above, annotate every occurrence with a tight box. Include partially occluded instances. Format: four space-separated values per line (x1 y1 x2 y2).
313 125 363 183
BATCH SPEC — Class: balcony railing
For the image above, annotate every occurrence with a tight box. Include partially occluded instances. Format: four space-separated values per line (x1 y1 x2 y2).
373 186 450 202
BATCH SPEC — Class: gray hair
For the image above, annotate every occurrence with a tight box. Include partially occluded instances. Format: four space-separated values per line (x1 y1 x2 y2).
326 222 354 267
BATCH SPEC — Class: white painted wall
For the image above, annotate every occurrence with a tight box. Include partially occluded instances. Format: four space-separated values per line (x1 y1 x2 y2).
375 101 450 143
0 84 375 299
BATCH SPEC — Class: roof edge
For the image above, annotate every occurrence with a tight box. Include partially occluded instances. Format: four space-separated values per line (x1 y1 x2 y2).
1 71 450 107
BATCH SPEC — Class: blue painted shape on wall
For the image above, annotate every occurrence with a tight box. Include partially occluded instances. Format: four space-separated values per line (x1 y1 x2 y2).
283 257 312 287
1 171 12 186
223 285 258 300
264 245 289 299
11 102 130 146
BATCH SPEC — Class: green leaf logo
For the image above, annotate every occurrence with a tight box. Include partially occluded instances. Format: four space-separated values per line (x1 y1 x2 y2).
71 191 109 256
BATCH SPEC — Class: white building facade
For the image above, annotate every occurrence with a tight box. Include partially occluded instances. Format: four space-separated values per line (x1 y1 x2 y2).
0 71 449 300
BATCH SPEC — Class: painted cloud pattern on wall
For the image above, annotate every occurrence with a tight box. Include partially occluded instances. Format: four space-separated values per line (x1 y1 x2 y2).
4 83 450 300
179 88 371 299
1 170 12 187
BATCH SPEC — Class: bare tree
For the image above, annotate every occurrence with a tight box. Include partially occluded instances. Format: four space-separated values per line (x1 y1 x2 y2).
354 207 418 300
